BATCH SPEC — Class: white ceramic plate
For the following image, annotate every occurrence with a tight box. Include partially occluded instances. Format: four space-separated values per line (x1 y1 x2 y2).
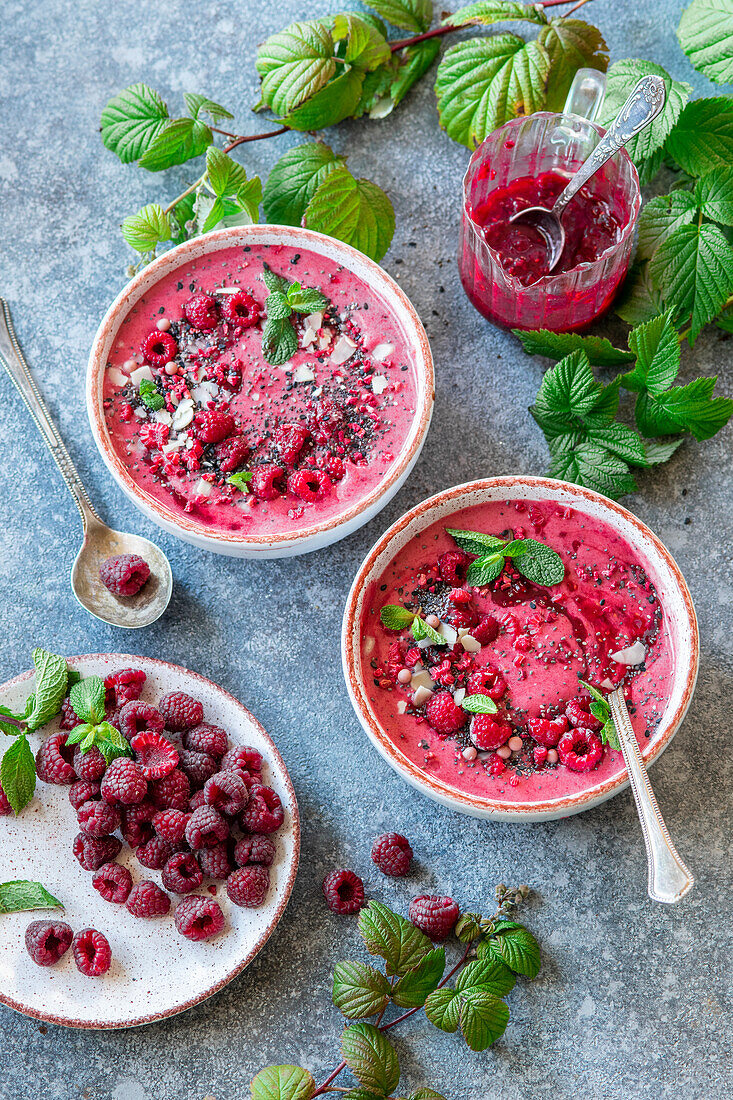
0 654 299 1028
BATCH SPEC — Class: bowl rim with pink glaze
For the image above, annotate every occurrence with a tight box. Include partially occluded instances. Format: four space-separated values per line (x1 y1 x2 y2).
341 476 699 823
86 225 434 559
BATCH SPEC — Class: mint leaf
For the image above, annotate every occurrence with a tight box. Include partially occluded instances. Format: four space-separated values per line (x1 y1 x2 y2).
447 2 549 26
466 553 505 586
287 283 329 313
649 222 733 341
458 989 510 1051
461 694 498 714
380 604 416 631
138 378 166 410
25 648 68 732
636 192 697 263
64 722 94 747
138 116 213 172
616 262 667 326
332 961 391 1018
69 676 106 725
262 316 298 365
263 143 345 226
121 204 172 254
537 19 609 112
446 528 506 555
411 615 443 645
262 265 290 294
435 34 550 148
357 900 434 977
227 471 253 491
0 880 63 914
677 0 733 84
695 167 733 227
256 21 336 115
481 923 541 978
596 60 690 177
363 0 432 32
635 376 733 440
623 312 681 396
0 734 35 814
332 14 391 71
513 329 632 367
100 83 170 163
279 68 365 130
266 291 293 321
456 957 516 997
666 98 733 176
424 987 460 1032
511 538 564 586
391 947 445 1008
341 1023 400 1096
304 167 395 263
250 1065 316 1100
183 93 234 123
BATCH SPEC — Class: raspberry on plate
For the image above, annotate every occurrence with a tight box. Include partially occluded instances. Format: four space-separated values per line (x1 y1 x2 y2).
69 779 101 810
159 691 204 732
92 862 132 904
150 767 190 811
118 700 165 741
77 799 121 837
472 614 500 645
371 832 413 877
240 785 283 834
221 745 262 774
131 731 178 780
100 757 147 806
152 808 190 844
183 722 228 759
197 841 233 880
179 749 219 789
438 550 471 585
36 732 77 785
126 880 171 918
215 434 251 475
226 866 270 908
136 835 174 870
73 745 107 782
183 292 218 331
99 553 150 596
234 835 275 867
322 869 365 915
185 805 230 849
73 832 122 871
425 691 467 735
59 697 81 730
566 697 603 731
0 784 11 815
193 409 235 444
105 668 146 708
527 716 568 747
466 666 507 701
162 851 204 894
204 771 249 816
409 895 460 941
72 928 112 977
174 895 226 941
25 920 73 966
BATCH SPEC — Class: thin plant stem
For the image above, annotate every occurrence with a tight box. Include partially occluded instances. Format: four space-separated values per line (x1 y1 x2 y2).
389 0 593 51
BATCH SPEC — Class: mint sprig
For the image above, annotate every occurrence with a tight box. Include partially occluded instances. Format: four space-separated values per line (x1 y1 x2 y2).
138 378 166 411
448 529 565 588
461 693 498 715
261 264 329 366
0 880 63 914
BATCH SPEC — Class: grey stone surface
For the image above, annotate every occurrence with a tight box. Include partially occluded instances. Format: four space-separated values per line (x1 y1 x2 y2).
0 1 730 1097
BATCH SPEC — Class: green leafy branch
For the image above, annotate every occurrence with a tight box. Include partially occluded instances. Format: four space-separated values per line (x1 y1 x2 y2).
250 886 540 1100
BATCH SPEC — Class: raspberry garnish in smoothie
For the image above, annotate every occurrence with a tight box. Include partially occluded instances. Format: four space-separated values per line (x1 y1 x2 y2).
361 499 673 804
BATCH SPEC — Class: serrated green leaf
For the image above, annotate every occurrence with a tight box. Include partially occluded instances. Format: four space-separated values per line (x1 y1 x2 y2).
357 900 434 977
262 316 298 365
69 675 106 725
424 987 460 1032
263 143 345 226
636 192 697 263
250 1065 316 1100
644 437 685 464
677 0 733 85
532 350 601 432
138 378 166 410
586 423 649 468
466 553 505 586
380 604 416 631
287 283 329 313
263 265 290 294
206 146 249 197
171 193 196 244
138 117 212 172
333 961 391 1019
392 947 445 1008
266 291 293 321
411 615 444 645
64 722 93 747
344 1091 385 1100
446 528 505 554
695 167 733 227
456 956 516 996
363 0 432 32
485 924 541 978
435 34 550 149
596 60 691 175
447 2 548 27
513 329 632 366
0 734 35 815
538 19 609 112
121 203 172 254
341 1023 399 1096
100 83 170 163
635 376 733 440
332 14 391 71
25 649 68 732
408 1090 448 1100
304 167 395 262
256 21 336 115
459 989 510 1050
666 97 733 176
548 442 637 498
461 693 499 714
649 222 733 341
0 880 63 914
183 93 234 122
389 38 441 110
616 262 668 326
511 538 565 586
622 311 681 397
280 68 365 130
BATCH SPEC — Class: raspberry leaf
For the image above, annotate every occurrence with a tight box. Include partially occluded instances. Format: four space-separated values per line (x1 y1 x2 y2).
0 734 36 815
391 946 446 1008
363 0 432 32
69 676 106 725
332 14 391 71
458 989 510 1050
424 987 460 1032
250 1065 316 1100
454 913 483 943
387 38 441 113
481 923 541 978
263 142 346 226
0 880 63 914
303 167 395 263
537 19 609 112
636 193 697 263
280 69 365 130
666 98 733 177
513 328 632 367
341 1023 400 1095
183 94 234 123
596 60 691 177
121 204 172 254
548 442 638 498
357 900 434 977
622 311 681 396
138 117 213 173
615 263 668 326
446 2 549 28
256 21 337 115
677 0 733 84
649 223 733 342
332 961 391 1018
408 1091 449 1100
694 167 733 227
380 605 417 631
635 376 733 440
461 694 498 715
206 147 255 200
25 649 69 732
455 957 516 997
100 83 170 164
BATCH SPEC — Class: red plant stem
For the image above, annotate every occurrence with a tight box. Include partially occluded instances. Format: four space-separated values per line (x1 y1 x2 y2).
222 126 289 151
390 0 590 51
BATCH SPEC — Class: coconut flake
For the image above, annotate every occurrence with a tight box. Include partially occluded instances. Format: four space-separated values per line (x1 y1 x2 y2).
130 365 154 388
610 641 646 665
172 399 194 431
437 622 458 647
318 330 333 351
193 478 212 497
107 366 129 387
363 636 376 657
153 409 172 426
133 407 147 420
192 381 219 405
162 439 182 453
460 634 482 653
396 700 408 715
410 670 435 692
412 685 434 707
371 342 395 363
371 374 389 396
453 687 466 706
330 335 357 365
293 364 315 383
600 678 615 691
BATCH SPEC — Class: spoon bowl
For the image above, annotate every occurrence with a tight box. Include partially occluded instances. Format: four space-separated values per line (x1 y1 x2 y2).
71 519 172 628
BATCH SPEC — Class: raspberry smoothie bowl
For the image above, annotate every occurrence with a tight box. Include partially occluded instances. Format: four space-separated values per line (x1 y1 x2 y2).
342 478 698 822
88 226 433 557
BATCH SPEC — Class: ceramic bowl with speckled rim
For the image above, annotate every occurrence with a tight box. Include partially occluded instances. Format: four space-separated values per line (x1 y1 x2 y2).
87 225 434 558
0 654 299 1029
342 476 699 823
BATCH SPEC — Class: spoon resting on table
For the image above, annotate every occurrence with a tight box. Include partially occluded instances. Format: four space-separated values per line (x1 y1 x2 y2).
0 297 172 629
510 74 667 272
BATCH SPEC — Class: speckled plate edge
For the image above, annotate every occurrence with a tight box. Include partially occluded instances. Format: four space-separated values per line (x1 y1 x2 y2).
342 476 700 823
0 654 300 1029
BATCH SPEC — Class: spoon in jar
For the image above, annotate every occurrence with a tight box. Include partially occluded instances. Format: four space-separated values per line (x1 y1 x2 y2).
509 75 668 272
0 298 172 628
607 687 694 904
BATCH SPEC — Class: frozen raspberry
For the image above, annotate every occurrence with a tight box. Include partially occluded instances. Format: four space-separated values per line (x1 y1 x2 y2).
162 851 204 893
444 605 478 629
139 421 169 450
92 862 132 904
25 920 73 966
471 714 512 751
226 766 257 789
150 767 191 810
409 895 459 941
179 749 219 789
36 732 76 785
215 434 251 474
240 785 283 834
221 745 262 774
221 289 260 329
175 895 226 940
566 697 603 731
73 745 107 782
320 454 345 481
99 553 150 596
425 691 467 735
314 396 344 432
69 779 101 810
322 869 364 914
288 468 331 502
118 700 165 742
371 833 413 877
0 783 11 815
136 835 174 870
466 667 507 701
158 691 203 732
438 550 471 585
197 841 233 879
234 834 276 867
189 789 207 811
274 423 310 465
185 805 229 849
78 799 121 837
194 409 235 444
227 866 270 908
105 668 146 708
126 880 171 918
527 716 568 747
131 731 178 780
557 728 604 772
472 615 501 645
141 329 177 367
204 771 249 816
73 832 122 871
153 808 191 844
59 697 81 730
184 292 218 331
183 722 228 759
101 757 147 806
72 928 112 977
250 463 286 500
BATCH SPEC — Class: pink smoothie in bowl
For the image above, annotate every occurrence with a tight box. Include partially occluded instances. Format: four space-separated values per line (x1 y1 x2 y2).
342 479 698 822
88 227 433 557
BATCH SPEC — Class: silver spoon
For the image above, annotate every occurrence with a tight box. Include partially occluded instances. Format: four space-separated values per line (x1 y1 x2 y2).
510 75 668 272
608 688 694 904
0 298 172 628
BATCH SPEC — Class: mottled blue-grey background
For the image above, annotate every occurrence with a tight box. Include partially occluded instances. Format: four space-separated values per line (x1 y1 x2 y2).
1 2 730 1097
